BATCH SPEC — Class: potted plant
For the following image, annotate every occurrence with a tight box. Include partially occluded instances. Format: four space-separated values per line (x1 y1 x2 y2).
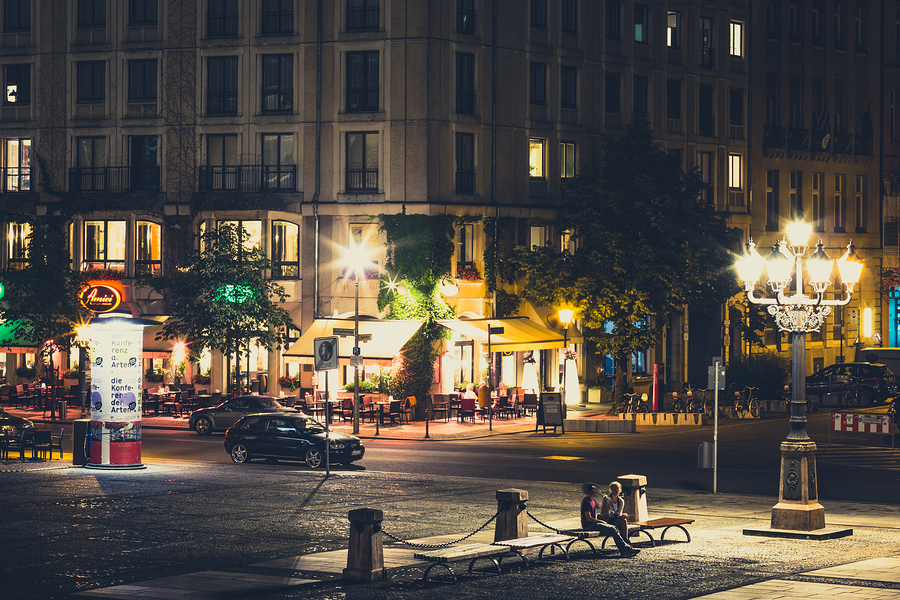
16 365 37 379
145 367 165 383
278 374 301 391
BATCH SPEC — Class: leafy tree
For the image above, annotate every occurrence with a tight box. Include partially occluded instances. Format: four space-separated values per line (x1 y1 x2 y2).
514 118 738 401
144 224 293 393
0 217 88 382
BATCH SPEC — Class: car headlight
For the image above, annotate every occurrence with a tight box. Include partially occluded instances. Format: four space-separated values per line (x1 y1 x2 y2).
330 442 346 450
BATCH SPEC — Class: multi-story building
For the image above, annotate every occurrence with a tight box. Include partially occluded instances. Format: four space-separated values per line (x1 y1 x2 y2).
0 0 886 399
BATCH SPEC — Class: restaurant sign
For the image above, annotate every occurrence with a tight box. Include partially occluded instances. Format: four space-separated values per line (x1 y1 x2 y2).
80 285 122 313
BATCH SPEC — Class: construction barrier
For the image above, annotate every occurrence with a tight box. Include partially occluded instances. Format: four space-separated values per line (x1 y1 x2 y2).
829 411 895 447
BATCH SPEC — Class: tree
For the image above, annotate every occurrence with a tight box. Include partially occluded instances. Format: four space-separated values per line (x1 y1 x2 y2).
144 224 293 393
514 118 738 401
0 217 88 382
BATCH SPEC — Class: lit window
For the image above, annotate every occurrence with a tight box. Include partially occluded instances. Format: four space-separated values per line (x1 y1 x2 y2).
667 11 680 48
7 222 31 269
272 220 299 278
83 220 126 271
457 223 475 267
3 138 31 192
3 64 29 105
728 154 742 189
135 221 161 276
530 225 546 249
219 220 261 251
560 142 575 178
730 21 743 57
529 138 545 178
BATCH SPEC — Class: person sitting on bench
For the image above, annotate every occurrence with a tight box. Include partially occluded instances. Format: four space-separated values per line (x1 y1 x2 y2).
580 482 641 558
600 481 629 540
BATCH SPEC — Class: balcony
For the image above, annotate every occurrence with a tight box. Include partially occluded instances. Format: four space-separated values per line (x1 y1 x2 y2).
347 7 379 31
198 165 297 192
69 167 160 192
763 126 785 149
787 128 809 150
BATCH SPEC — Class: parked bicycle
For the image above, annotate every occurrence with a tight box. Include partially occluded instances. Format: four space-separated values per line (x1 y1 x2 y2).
671 391 689 413
729 384 761 419
623 391 650 414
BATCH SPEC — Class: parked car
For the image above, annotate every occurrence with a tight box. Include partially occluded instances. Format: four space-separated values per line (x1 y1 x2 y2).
189 395 293 435
0 408 34 437
224 413 365 468
805 362 898 406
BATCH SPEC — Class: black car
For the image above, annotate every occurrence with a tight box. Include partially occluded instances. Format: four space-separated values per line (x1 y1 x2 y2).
224 412 365 468
806 362 898 406
0 408 34 437
189 395 294 435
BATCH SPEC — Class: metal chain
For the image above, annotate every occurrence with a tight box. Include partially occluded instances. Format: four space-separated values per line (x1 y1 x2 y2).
525 510 566 534
381 509 500 549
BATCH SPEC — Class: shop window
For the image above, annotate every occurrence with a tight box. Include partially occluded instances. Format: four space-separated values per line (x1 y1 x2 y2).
135 221 161 276
455 340 474 387
271 220 299 278
83 220 126 271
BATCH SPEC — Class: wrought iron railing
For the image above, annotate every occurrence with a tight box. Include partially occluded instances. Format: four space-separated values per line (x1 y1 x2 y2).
198 165 297 192
69 167 160 192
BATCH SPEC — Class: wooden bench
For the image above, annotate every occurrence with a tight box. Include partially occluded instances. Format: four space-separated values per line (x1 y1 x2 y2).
492 533 575 566
599 517 695 549
413 543 510 583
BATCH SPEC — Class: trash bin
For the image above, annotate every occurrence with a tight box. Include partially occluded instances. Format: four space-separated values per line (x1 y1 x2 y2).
73 419 90 466
698 440 713 469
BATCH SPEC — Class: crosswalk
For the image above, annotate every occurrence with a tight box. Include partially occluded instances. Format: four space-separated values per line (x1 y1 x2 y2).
814 441 900 470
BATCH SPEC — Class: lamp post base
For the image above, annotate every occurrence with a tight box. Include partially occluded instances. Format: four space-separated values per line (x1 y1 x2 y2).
770 440 825 531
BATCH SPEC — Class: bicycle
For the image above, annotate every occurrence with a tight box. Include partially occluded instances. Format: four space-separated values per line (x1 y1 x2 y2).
623 391 649 414
605 394 628 416
731 385 760 419
670 391 689 413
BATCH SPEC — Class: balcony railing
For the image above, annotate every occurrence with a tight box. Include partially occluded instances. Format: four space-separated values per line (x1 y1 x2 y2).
69 167 160 192
456 170 476 194
347 6 379 30
699 47 715 67
346 169 378 191
763 125 786 149
261 12 292 35
198 165 297 192
2 167 31 192
347 90 378 112
787 127 809 150
456 89 476 114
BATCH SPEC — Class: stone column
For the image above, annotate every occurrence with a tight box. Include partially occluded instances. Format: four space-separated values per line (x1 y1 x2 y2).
494 489 528 542
771 441 825 531
344 508 384 582
617 474 649 522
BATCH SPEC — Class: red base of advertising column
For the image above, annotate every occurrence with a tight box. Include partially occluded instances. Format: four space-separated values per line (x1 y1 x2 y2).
86 421 145 470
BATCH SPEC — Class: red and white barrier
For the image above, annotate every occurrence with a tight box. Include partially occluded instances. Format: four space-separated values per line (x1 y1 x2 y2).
831 412 894 435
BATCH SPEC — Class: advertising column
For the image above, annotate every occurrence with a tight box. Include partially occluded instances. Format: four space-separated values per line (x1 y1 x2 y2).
87 318 145 469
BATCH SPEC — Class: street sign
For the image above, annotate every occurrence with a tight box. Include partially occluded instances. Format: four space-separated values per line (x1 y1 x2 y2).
350 355 363 367
359 333 372 342
352 346 360 356
707 365 726 390
333 328 354 336
314 336 339 371
488 326 505 335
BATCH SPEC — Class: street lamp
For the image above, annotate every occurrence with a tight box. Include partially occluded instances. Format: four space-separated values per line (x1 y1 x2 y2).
344 240 376 436
75 324 90 419
558 308 575 405
735 224 863 531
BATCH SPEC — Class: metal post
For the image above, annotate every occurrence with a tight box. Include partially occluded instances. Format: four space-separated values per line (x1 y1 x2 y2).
561 326 568 404
713 360 719 494
325 374 330 475
353 274 360 435
79 346 87 419
788 323 810 441
488 326 493 432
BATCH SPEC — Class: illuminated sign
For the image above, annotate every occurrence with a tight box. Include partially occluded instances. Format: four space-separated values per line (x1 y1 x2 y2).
80 285 122 313
215 284 253 303
90 321 142 423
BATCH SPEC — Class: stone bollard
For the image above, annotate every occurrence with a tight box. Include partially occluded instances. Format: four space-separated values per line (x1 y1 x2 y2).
617 474 649 522
344 508 384 582
494 488 529 542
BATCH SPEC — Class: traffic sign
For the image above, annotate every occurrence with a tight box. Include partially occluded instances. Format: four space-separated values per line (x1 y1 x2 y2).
352 346 360 356
333 328 354 336
314 336 339 371
350 355 363 367
488 326 505 335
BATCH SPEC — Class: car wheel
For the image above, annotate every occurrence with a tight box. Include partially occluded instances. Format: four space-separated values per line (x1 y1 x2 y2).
230 443 251 464
305 447 323 469
194 416 213 436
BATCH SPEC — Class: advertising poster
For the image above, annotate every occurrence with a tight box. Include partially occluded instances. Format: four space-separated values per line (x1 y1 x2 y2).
90 323 142 423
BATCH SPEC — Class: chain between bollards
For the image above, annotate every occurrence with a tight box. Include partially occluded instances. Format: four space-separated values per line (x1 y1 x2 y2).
380 509 501 549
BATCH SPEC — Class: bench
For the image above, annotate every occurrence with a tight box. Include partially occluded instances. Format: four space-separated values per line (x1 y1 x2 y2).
492 533 575 566
599 517 695 549
413 543 509 583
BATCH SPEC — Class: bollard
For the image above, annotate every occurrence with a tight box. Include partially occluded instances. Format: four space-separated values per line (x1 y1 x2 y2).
494 489 528 542
344 508 384 582
617 474 649 522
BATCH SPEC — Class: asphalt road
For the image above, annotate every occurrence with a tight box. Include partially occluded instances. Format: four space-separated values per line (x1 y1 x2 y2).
140 411 900 504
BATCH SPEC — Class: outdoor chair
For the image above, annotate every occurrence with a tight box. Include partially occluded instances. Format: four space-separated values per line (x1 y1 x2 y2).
383 400 403 425
360 396 377 423
339 397 354 422
403 397 417 423
430 395 449 422
50 429 64 460
458 396 477 423
522 394 538 416
0 385 11 407
32 430 52 460
2 430 28 462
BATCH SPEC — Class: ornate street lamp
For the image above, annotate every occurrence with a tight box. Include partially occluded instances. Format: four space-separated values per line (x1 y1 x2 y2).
344 240 376 436
735 223 863 531
558 308 575 404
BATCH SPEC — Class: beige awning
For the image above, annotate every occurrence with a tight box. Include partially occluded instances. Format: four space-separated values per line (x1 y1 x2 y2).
438 316 582 352
143 323 174 359
283 319 423 365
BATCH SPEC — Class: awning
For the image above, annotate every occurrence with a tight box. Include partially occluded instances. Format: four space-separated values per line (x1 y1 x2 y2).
283 319 423 365
0 321 37 354
438 316 582 352
143 323 174 359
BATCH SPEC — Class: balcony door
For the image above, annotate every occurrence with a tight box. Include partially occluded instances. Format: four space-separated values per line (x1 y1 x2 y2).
130 135 158 191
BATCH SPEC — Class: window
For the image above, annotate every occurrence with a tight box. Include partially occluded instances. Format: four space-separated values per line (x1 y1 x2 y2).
348 0 379 31
728 154 742 190
765 1 779 38
789 171 802 220
634 5 648 43
560 141 575 178
528 138 544 178
261 0 292 35
561 229 576 254
606 0 619 39
812 172 824 231
346 132 378 191
77 0 105 28
83 221 125 271
129 0 157 25
789 3 801 41
530 225 546 249
854 6 866 53
74 137 107 191
529 62 546 105
765 72 778 127
605 72 620 114
7 222 30 269
893 90 897 141
561 0 576 34
130 135 159 191
789 78 803 129
834 174 846 232
667 11 680 48
730 21 743 57
456 132 475 194
666 80 681 119
560 66 577 108
346 51 378 112
2 138 30 192
456 223 475 267
698 151 713 204
208 56 238 115
271 221 299 278
208 0 238 37
855 175 866 232
729 88 744 131
456 53 475 114
455 340 474 384
135 221 161 276
219 220 262 251
698 84 714 135
812 6 823 45
205 134 237 190
633 75 648 115
128 59 157 102
766 170 779 230
262 133 295 191
3 0 29 32
457 0 476 34
261 54 292 113
700 17 714 67
3 64 29 105
834 2 844 49
531 0 546 28
76 61 105 104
